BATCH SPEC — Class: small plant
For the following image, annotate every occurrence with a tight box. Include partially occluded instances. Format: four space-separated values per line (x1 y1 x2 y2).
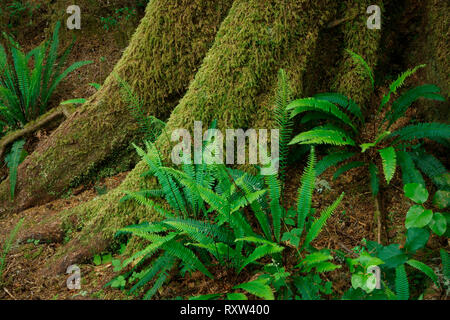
0 217 24 287
4 139 27 200
0 21 92 134
109 141 343 300
404 183 449 237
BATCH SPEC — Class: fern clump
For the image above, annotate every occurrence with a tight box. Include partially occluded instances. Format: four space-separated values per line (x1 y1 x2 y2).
0 21 92 136
109 138 343 299
287 50 449 196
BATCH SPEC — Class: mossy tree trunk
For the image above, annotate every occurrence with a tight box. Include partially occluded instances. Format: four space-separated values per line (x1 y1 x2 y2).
49 0 387 271
2 0 446 271
0 0 233 215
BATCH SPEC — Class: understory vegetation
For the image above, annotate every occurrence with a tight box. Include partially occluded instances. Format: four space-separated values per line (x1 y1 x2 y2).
105 66 449 300
0 0 448 302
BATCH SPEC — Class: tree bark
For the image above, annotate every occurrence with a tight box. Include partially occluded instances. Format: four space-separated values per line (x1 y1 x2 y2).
0 0 233 215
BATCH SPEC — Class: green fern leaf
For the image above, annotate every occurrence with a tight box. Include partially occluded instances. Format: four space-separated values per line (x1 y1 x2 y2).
379 147 397 184
395 264 409 300
5 139 26 200
406 259 439 287
233 279 274 300
333 161 365 180
345 49 375 90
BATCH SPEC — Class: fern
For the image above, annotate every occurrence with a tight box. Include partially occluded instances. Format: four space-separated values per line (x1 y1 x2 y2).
397 150 425 187
0 21 91 128
290 128 355 147
379 64 426 112
385 85 445 129
333 161 365 180
274 69 293 181
406 259 439 287
440 249 450 279
369 162 379 196
5 139 26 200
233 278 274 300
237 243 284 273
315 92 364 123
390 122 450 142
288 97 357 133
379 146 396 184
315 151 356 176
395 264 409 300
345 49 375 90
303 193 344 249
297 148 316 237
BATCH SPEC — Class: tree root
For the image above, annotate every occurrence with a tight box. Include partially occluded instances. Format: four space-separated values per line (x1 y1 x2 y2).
0 106 72 160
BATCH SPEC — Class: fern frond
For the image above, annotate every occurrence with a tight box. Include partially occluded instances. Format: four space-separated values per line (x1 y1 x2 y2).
333 161 365 180
395 264 409 300
379 146 396 184
406 259 439 287
390 122 450 142
369 162 379 196
161 240 213 278
287 97 357 133
440 249 450 279
289 129 355 147
397 151 425 187
345 49 375 90
297 147 316 237
238 243 284 273
410 150 448 189
379 64 426 112
385 85 445 129
233 279 274 300
303 192 344 249
274 69 294 181
315 151 356 176
5 139 26 200
315 92 364 123
265 174 282 242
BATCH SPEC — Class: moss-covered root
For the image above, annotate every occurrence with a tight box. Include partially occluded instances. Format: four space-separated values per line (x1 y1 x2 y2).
0 0 233 216
48 0 341 272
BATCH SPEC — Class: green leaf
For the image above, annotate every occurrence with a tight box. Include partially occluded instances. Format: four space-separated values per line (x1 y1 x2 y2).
405 228 429 253
226 293 248 300
405 205 432 229
404 183 429 204
378 244 408 268
395 264 409 300
433 190 450 209
61 98 86 105
406 259 439 287
428 212 447 236
233 279 274 300
93 254 101 266
5 139 26 200
378 147 396 184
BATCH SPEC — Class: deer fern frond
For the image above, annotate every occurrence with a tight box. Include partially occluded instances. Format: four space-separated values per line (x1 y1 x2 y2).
379 146 396 184
345 49 375 90
379 64 426 112
297 147 316 236
315 151 356 176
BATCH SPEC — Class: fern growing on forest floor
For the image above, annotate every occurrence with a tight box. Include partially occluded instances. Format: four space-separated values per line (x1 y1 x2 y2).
287 50 449 196
0 21 92 136
109 140 343 299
